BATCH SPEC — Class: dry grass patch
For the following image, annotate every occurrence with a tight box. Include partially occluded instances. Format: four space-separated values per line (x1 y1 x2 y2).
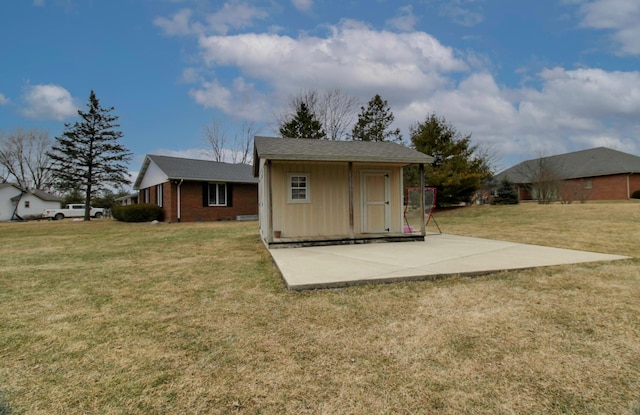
1 204 639 414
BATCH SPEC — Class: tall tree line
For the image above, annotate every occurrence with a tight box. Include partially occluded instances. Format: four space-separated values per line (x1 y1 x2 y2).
275 90 495 205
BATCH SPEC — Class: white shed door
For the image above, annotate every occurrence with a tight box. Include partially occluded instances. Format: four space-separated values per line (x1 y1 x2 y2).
362 172 390 233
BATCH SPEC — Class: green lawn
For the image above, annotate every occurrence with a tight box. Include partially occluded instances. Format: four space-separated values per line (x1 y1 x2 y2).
1 203 639 414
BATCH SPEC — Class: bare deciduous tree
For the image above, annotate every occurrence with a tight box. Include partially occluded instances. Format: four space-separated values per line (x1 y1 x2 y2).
202 118 228 162
318 88 359 141
235 121 260 164
0 128 53 189
276 88 359 140
515 151 561 204
202 118 262 164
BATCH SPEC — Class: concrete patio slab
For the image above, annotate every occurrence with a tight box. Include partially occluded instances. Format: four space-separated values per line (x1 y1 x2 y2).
267 234 630 290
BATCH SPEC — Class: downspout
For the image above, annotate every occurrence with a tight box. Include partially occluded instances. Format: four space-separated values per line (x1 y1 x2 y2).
177 179 183 222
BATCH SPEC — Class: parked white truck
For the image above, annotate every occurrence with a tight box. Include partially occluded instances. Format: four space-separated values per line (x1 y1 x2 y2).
44 204 105 220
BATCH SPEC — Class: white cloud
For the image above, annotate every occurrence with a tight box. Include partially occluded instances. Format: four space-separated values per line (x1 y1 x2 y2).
0 93 9 105
531 67 640 119
197 20 466 99
189 77 273 122
180 67 203 84
22 84 78 121
386 5 419 32
439 0 484 27
395 67 640 162
206 2 268 35
291 0 313 12
169 11 640 166
578 0 640 55
189 79 233 110
155 3 268 36
154 9 198 36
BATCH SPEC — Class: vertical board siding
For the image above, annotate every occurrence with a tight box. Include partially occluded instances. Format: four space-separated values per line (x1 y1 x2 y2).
269 161 405 239
271 162 349 238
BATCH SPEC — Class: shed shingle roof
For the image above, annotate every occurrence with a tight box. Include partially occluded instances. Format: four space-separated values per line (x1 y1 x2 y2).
253 136 433 176
496 147 640 183
133 155 256 189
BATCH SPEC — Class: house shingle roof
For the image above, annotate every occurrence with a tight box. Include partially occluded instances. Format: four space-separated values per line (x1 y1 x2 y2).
253 136 433 176
29 189 63 202
2 183 63 202
496 147 640 183
133 155 256 189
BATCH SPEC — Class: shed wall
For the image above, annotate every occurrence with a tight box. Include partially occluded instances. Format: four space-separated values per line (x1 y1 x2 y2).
267 161 404 240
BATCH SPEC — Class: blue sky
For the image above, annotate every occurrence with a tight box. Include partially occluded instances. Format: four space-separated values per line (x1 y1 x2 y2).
1 0 640 180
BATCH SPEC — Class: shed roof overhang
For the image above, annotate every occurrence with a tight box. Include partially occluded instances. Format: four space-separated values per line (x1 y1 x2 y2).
252 136 434 177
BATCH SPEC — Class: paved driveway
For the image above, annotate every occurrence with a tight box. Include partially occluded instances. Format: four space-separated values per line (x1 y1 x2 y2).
267 234 629 290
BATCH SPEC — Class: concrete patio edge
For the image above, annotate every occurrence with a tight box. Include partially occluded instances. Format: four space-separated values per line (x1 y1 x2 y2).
266 234 631 290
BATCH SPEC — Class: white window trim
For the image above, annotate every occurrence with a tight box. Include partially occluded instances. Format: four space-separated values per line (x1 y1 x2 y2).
288 173 310 204
208 182 228 207
143 188 150 203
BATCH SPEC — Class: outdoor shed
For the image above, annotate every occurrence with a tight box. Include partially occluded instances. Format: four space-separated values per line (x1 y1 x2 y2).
134 154 258 222
253 136 434 247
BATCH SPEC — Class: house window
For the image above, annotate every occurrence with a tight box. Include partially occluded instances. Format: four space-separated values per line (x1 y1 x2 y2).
208 183 227 206
143 188 150 203
156 184 163 207
288 173 310 203
24 201 30 208
584 179 593 189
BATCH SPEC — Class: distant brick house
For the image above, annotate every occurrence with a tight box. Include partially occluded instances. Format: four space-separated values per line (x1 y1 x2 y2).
133 155 258 222
495 147 640 202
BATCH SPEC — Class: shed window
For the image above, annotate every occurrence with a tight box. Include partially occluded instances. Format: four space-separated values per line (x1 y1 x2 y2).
209 183 228 206
288 173 310 203
584 179 593 189
24 201 30 208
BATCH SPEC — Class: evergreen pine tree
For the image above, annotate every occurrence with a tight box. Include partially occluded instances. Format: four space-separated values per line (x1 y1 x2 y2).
406 113 491 205
351 94 401 142
493 178 519 204
48 90 132 220
279 102 326 139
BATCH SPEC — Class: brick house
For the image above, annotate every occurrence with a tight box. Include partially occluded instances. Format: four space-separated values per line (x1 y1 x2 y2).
133 155 258 222
495 147 640 202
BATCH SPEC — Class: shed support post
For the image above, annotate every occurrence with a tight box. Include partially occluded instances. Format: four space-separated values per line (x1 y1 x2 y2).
420 163 426 236
349 162 354 239
267 160 274 244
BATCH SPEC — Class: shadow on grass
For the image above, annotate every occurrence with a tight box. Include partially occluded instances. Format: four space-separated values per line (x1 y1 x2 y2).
0 391 11 415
